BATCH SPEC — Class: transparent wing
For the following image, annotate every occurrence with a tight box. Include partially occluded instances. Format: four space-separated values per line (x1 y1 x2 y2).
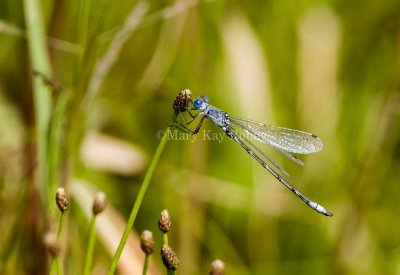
228 126 332 217
230 117 323 154
274 148 305 166
229 126 291 176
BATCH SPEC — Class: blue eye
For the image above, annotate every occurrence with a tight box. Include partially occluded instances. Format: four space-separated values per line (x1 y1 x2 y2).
193 99 202 109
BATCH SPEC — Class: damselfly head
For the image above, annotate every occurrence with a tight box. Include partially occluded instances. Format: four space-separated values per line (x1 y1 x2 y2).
193 96 208 110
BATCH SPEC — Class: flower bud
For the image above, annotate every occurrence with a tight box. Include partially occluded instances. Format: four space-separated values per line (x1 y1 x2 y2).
158 209 171 233
140 230 154 255
209 259 224 275
173 89 192 113
43 232 60 257
92 192 107 215
161 244 179 271
56 187 69 213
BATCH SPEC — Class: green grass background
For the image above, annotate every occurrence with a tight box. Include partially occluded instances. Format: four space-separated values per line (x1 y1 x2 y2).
1 0 400 274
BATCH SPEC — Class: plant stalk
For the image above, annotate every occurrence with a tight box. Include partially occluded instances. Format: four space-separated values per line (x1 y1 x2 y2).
83 216 97 275
107 114 176 274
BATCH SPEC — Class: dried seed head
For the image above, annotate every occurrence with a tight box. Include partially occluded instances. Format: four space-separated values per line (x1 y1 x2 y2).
140 230 154 255
158 209 171 233
56 187 69 213
43 232 60 257
209 259 225 275
173 89 192 113
92 192 107 215
161 244 179 271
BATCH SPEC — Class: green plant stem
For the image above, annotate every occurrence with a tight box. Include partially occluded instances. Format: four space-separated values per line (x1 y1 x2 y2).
23 0 52 207
49 213 66 275
163 233 169 245
57 213 65 238
56 258 63 275
48 257 63 275
107 114 177 275
75 0 91 81
142 255 150 275
83 215 97 275
56 214 65 275
49 259 56 275
48 92 69 208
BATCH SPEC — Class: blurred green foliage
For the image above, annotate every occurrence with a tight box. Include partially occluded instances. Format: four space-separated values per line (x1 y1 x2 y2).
1 0 400 274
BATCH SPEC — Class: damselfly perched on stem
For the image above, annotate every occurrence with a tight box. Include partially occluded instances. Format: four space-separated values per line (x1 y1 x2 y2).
174 95 332 217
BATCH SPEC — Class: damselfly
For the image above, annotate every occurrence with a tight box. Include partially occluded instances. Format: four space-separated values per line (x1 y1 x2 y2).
176 95 332 217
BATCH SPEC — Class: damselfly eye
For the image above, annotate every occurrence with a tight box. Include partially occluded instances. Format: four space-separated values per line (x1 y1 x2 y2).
193 99 202 109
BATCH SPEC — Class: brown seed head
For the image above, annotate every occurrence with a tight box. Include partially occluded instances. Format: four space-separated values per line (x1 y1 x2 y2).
43 232 60 257
161 244 179 271
173 89 192 113
158 209 171 233
140 230 154 255
56 187 69 213
92 192 107 215
209 259 225 275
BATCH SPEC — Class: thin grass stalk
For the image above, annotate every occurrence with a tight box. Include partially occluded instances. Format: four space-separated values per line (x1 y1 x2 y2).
98 0 200 42
163 233 169 245
57 213 65 238
49 257 56 275
107 114 177 275
49 256 62 275
0 20 80 53
142 255 150 275
75 0 92 81
81 2 148 110
23 0 52 206
83 216 97 275
56 213 66 275
48 213 66 275
48 93 69 206
56 258 63 275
